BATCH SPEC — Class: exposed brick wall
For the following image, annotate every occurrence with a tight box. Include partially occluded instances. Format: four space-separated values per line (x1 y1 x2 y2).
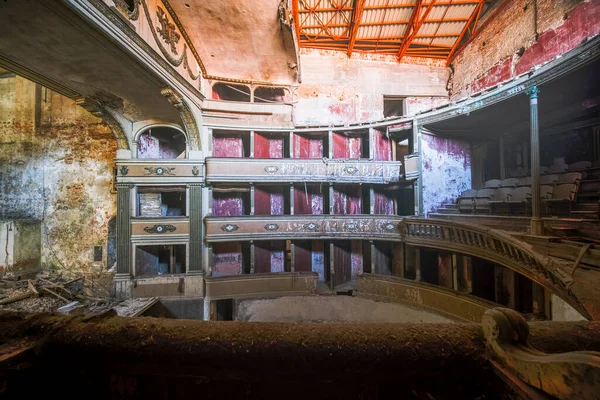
0 75 116 272
449 0 599 98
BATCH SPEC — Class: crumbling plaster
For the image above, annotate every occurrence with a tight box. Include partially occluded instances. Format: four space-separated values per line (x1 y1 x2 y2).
449 0 600 98
294 49 450 125
421 133 472 217
0 76 116 273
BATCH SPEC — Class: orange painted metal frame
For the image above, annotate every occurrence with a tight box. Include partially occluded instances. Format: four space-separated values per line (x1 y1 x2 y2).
294 0 487 62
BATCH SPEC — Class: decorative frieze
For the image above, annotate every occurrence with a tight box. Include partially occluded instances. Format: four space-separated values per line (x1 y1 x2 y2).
205 215 403 242
143 224 177 234
206 158 402 183
115 161 203 183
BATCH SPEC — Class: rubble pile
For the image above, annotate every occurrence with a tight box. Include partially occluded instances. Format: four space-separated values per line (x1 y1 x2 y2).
0 271 119 315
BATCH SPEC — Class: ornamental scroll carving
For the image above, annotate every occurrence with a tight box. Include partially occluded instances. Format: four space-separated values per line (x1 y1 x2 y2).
161 87 200 151
156 6 180 54
138 0 200 81
113 0 140 20
143 224 176 234
75 98 130 150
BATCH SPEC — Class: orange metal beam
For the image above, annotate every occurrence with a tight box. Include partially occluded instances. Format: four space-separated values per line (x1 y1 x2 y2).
297 1 479 12
445 0 483 65
301 17 470 29
397 0 439 62
292 0 301 46
347 0 367 56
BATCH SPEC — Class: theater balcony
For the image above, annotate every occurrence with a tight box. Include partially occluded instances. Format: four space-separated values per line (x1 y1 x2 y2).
205 157 402 183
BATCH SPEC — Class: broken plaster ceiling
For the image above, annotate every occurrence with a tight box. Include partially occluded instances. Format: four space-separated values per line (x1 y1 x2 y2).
167 0 299 85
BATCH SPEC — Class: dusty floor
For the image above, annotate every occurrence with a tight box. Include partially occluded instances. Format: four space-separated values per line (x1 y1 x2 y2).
236 295 456 323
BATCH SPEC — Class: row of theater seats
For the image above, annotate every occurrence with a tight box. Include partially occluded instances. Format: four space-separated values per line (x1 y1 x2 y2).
509 160 597 178
435 159 599 218
457 185 577 216
456 171 585 216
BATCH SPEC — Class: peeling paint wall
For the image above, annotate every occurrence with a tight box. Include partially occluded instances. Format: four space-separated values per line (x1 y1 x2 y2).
449 0 600 97
0 75 116 272
421 133 472 216
295 49 449 125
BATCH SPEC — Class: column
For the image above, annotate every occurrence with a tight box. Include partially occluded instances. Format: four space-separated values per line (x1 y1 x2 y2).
499 136 506 180
116 184 132 276
528 86 543 235
188 184 203 273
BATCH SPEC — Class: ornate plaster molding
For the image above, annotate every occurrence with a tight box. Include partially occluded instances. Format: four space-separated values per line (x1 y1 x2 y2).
482 308 600 399
75 97 130 150
81 0 203 99
161 87 200 151
113 0 140 20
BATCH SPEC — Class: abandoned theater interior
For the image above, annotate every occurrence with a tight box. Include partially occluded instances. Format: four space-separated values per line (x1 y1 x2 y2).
1 0 600 398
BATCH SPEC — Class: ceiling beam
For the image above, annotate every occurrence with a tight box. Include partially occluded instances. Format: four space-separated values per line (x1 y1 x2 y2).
397 0 439 62
301 17 470 29
292 0 301 47
297 1 479 13
347 0 367 56
446 0 484 64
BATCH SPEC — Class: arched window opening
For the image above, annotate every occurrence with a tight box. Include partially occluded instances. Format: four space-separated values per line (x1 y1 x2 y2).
254 86 287 104
137 126 186 159
212 83 251 102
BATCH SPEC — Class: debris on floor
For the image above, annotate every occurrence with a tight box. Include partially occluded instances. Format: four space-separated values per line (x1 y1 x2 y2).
0 271 119 315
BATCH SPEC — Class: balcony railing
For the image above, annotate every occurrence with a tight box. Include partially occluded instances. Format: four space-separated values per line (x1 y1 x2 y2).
205 158 402 183
204 215 403 242
204 272 318 300
356 274 498 323
204 215 591 319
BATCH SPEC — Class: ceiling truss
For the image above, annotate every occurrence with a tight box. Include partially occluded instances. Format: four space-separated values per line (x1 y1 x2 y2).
292 0 488 63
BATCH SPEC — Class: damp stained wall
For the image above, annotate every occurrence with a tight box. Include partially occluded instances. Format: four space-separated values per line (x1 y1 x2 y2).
295 49 449 125
421 133 472 216
0 75 116 272
449 0 600 97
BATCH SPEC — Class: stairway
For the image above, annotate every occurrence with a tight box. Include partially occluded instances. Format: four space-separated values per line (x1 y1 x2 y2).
571 174 600 220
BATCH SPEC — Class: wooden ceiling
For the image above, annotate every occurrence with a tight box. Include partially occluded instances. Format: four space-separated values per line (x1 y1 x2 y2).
292 0 490 63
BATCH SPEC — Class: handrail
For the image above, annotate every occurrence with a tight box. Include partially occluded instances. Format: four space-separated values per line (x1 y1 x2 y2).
483 308 600 399
205 272 318 300
401 217 590 319
204 215 591 319
356 274 498 323
205 157 402 183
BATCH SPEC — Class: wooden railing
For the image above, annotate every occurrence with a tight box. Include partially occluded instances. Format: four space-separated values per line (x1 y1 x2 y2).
204 272 318 300
205 215 402 242
401 218 588 319
204 215 589 319
205 157 402 183
356 274 498 323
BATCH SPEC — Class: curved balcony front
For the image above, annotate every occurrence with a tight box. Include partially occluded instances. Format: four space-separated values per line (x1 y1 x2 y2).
205 158 402 184
204 215 402 242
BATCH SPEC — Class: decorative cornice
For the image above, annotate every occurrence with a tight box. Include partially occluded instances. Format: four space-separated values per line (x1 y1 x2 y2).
161 87 200 151
75 97 130 150
159 0 290 86
418 36 600 126
82 0 203 99
113 0 140 20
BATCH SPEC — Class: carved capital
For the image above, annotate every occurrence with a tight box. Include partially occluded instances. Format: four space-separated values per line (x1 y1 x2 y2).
482 308 600 399
113 0 140 20
75 97 129 150
161 87 200 151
